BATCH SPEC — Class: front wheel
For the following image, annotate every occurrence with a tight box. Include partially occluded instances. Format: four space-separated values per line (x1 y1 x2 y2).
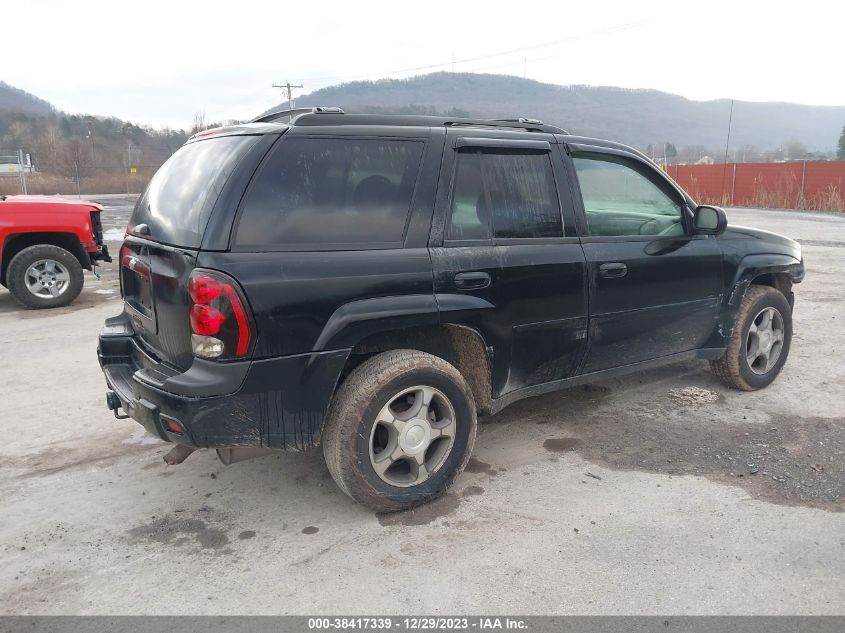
322 350 477 512
711 285 793 391
6 244 84 309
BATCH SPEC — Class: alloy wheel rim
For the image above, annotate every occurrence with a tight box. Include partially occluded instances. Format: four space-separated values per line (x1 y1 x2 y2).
25 259 71 299
745 306 785 375
368 385 457 488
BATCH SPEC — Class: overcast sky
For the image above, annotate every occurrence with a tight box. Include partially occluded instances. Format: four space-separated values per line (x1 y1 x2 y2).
4 0 842 129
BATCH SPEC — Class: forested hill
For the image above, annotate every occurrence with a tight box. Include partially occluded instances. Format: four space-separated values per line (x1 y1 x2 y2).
287 72 845 154
0 82 53 117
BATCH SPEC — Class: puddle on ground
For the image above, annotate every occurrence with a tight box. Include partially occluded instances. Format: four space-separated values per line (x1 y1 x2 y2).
543 437 581 452
127 515 229 550
527 408 844 512
465 458 498 476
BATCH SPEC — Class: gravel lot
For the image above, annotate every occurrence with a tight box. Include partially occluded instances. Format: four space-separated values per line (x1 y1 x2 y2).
0 203 843 615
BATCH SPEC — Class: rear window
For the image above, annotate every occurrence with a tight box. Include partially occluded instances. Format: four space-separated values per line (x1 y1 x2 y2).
234 137 424 250
130 135 259 247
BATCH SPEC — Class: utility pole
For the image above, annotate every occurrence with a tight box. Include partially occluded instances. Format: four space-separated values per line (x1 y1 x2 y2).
18 149 28 195
720 99 735 203
123 141 132 195
272 81 303 111
86 129 96 165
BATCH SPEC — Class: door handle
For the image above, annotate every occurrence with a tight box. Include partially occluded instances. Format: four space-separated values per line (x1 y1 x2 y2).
598 262 627 279
454 271 491 290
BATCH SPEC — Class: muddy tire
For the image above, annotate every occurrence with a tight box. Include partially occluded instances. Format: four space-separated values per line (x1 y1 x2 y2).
322 349 477 512
710 285 792 391
7 244 84 309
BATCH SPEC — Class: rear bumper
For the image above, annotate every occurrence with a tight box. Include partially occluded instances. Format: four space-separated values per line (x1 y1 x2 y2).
97 312 349 450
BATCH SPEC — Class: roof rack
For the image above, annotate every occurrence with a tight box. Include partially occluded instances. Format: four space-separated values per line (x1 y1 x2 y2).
447 118 567 134
278 109 567 134
251 106 345 124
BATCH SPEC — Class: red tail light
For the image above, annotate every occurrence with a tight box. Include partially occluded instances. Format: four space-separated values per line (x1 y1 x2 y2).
188 274 223 304
118 243 130 297
188 270 254 359
190 304 226 335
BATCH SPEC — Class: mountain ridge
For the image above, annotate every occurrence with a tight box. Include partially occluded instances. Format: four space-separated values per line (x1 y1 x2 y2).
286 72 844 153
0 81 54 117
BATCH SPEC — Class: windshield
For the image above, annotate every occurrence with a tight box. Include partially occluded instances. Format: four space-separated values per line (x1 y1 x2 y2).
129 135 259 247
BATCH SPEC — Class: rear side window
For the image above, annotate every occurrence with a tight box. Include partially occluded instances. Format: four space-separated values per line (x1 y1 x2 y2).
447 150 563 241
235 137 424 249
130 135 259 247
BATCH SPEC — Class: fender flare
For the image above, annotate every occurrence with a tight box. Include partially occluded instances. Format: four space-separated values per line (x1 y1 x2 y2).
313 294 440 352
710 253 803 347
726 253 803 313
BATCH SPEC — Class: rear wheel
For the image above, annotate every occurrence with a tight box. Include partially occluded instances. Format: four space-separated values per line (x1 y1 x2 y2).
322 350 477 512
710 285 792 391
6 244 84 309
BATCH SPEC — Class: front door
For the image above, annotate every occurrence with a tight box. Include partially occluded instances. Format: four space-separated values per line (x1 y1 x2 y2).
564 145 723 374
430 132 588 397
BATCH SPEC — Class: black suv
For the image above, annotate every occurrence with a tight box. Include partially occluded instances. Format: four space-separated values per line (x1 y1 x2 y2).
99 108 804 511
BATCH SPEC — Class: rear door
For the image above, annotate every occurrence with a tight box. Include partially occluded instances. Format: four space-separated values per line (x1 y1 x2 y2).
563 144 723 373
121 134 264 369
430 131 588 397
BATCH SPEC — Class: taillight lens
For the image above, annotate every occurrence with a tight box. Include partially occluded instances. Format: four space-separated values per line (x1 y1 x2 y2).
188 274 223 304
188 270 254 360
118 243 130 297
190 304 226 335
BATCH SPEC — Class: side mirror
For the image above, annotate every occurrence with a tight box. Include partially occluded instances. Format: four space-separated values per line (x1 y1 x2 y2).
694 205 727 235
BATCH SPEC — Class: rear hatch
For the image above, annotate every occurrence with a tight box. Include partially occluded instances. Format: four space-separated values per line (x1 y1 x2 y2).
121 134 261 369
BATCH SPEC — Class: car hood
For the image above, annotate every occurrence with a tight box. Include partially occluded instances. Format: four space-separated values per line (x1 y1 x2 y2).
720 223 801 258
0 195 102 214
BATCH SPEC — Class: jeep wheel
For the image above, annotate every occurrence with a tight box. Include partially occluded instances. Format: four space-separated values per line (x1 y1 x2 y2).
322 350 477 512
7 244 84 309
710 285 792 391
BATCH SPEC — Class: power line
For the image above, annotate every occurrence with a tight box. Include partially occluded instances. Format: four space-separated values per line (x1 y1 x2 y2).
288 20 647 85
272 81 304 110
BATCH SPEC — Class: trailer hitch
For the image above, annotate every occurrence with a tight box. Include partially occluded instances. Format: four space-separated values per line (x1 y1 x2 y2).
105 391 130 419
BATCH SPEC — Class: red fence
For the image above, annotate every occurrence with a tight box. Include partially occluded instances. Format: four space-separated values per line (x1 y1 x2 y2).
664 161 845 211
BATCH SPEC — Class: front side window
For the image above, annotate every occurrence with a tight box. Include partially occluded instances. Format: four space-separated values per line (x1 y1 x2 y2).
572 154 684 237
235 137 424 249
447 150 563 241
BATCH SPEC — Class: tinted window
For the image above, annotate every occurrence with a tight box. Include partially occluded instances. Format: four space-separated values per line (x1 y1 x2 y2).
235 137 424 249
448 152 490 240
131 135 258 247
572 154 684 237
447 150 562 241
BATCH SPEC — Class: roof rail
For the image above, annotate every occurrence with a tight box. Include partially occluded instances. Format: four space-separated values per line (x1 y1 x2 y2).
445 118 567 134
486 118 567 134
251 106 345 124
281 111 567 134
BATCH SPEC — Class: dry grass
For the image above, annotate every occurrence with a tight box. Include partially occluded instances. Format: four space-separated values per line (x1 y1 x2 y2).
682 173 844 212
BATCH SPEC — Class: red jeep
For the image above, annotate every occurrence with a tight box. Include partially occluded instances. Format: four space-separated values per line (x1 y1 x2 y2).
0 195 112 308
